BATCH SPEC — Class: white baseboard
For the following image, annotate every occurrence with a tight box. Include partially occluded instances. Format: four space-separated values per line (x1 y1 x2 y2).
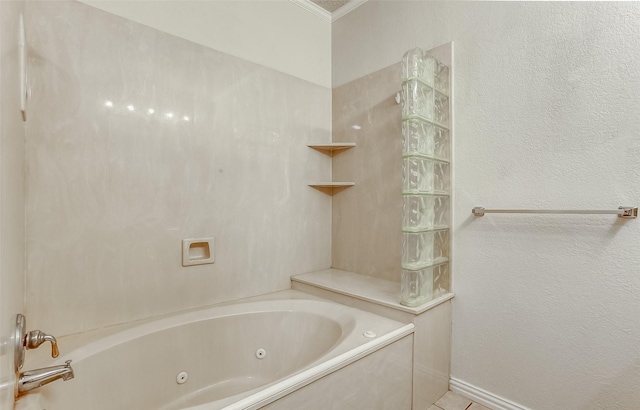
449 377 532 410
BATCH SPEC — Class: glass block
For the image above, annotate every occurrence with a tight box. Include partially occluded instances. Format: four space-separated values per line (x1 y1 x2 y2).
401 229 449 270
433 195 450 228
403 157 431 194
434 60 450 95
401 268 433 307
433 262 450 298
433 126 450 161
401 263 450 307
403 195 450 232
402 118 435 157
433 229 450 263
434 91 449 127
403 158 450 194
402 79 434 121
402 48 435 86
402 48 423 81
403 195 433 232
434 161 450 193
400 47 452 307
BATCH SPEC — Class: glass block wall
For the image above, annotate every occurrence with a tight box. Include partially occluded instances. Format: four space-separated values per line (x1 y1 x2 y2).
400 48 451 307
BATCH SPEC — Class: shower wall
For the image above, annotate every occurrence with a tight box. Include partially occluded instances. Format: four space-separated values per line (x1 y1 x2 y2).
24 1 331 337
333 2 640 409
0 1 26 407
331 64 402 282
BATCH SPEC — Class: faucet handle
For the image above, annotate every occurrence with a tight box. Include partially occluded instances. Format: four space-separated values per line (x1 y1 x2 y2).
51 340 60 358
24 330 59 358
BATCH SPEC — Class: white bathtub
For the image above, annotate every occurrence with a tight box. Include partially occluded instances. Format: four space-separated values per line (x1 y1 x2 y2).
16 290 414 410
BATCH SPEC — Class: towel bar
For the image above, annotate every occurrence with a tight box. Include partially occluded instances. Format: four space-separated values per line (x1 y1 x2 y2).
472 206 638 219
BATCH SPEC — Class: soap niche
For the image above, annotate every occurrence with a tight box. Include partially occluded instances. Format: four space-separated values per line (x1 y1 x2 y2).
182 238 215 266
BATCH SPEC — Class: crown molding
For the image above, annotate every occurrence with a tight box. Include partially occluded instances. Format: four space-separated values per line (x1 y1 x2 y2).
290 0 368 23
331 0 367 22
290 0 332 22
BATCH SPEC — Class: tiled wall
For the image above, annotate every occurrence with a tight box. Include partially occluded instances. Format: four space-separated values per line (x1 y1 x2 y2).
24 1 331 336
0 0 26 406
331 64 402 282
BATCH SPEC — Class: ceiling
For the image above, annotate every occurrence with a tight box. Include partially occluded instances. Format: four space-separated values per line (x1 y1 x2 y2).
310 0 352 13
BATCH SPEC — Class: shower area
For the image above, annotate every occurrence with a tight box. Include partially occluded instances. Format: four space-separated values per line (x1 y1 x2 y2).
3 1 454 409
14 0 456 334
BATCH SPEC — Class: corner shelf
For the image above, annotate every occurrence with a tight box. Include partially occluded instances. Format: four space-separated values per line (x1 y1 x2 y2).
308 182 355 188
307 143 356 152
308 143 356 193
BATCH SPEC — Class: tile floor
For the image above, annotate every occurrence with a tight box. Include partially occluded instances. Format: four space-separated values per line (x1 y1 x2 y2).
428 391 492 410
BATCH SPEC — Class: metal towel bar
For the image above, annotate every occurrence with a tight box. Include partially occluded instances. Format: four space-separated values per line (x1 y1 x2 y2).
472 206 638 219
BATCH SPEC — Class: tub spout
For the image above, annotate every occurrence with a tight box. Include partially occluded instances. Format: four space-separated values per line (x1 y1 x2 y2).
17 360 74 395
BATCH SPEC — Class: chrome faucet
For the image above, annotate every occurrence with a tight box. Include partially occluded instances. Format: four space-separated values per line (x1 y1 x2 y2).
14 314 75 396
17 360 74 394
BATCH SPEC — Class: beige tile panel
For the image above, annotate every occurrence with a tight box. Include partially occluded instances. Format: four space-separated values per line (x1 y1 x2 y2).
24 0 331 336
331 63 403 282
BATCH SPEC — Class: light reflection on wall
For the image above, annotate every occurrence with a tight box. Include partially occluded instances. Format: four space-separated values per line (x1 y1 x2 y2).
103 100 191 122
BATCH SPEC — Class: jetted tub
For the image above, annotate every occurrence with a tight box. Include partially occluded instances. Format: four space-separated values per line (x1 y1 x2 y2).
16 290 414 410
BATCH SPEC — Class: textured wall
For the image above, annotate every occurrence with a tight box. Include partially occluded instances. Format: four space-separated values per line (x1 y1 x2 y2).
78 0 332 88
25 1 331 336
0 0 26 407
331 63 402 282
333 2 640 409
